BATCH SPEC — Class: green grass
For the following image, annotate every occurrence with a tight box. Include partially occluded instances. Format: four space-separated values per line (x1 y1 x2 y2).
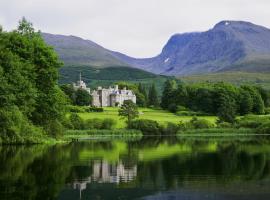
78 107 217 129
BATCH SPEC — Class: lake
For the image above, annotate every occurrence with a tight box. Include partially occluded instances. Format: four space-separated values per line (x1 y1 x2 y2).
1 136 270 200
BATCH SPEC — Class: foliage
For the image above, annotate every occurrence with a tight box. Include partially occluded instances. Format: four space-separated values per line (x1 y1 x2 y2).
161 80 270 122
69 113 85 130
61 84 91 106
86 107 104 112
148 83 159 107
128 119 161 135
256 122 270 134
160 79 177 109
67 105 86 113
188 117 215 129
84 118 116 130
118 100 139 126
236 115 270 129
75 89 91 106
0 18 67 141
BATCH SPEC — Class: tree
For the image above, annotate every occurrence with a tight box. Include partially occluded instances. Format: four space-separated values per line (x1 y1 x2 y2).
118 100 139 126
239 88 253 115
175 83 188 106
161 80 176 109
241 85 264 114
148 83 159 107
60 84 76 104
0 18 67 140
75 89 91 106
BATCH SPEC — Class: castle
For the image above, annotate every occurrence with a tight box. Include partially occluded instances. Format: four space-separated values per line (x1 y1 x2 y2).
72 72 91 94
72 73 136 107
92 85 136 107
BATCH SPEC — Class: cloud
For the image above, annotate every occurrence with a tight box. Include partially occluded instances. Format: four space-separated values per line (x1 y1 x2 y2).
0 0 270 57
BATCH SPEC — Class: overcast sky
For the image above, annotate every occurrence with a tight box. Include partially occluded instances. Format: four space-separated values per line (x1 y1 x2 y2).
0 0 270 57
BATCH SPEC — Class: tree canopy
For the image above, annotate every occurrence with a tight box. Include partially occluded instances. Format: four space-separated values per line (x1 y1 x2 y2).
0 18 67 142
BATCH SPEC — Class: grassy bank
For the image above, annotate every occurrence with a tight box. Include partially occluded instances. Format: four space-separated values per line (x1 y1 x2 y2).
77 107 217 129
64 129 143 141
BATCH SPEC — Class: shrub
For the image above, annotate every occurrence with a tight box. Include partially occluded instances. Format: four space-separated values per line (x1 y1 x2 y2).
128 119 160 135
70 113 85 130
217 122 232 128
84 118 103 129
102 118 116 130
44 120 64 138
265 107 270 115
176 111 197 116
236 115 270 129
256 122 270 134
177 106 189 111
168 103 178 113
163 122 180 135
189 117 214 129
86 107 104 112
67 105 85 113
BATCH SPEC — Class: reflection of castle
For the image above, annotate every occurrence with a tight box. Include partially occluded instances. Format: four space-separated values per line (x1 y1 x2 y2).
71 160 137 199
92 160 137 183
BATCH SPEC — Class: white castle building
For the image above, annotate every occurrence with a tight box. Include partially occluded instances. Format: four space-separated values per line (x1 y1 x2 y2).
72 73 136 107
92 85 136 107
72 72 91 94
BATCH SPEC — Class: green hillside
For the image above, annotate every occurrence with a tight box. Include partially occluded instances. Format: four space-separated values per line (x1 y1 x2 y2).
180 72 270 89
59 65 169 91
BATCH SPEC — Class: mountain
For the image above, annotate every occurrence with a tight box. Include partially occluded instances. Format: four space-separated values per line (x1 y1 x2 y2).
42 33 169 90
42 33 129 67
112 21 270 75
43 21 270 76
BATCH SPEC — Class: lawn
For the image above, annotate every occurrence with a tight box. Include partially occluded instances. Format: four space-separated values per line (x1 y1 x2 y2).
78 107 217 129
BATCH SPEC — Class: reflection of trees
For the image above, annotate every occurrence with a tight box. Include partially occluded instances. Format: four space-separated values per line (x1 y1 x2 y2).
0 144 77 200
1 139 270 199
135 142 270 190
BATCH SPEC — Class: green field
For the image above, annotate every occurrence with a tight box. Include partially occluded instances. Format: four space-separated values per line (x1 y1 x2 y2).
78 107 217 129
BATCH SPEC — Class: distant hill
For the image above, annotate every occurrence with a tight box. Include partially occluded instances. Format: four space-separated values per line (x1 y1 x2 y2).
112 21 270 75
179 72 270 89
59 65 169 92
43 20 270 77
42 33 129 67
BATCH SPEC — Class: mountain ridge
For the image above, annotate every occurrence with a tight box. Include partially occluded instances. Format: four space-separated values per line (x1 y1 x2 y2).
43 20 270 76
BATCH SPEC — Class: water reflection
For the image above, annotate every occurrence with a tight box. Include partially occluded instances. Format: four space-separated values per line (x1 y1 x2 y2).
0 137 270 200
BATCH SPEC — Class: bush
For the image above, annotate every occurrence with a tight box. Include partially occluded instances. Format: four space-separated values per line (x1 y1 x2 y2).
189 117 214 129
256 122 270 134
67 105 85 113
44 120 64 138
128 119 161 135
84 118 103 129
84 118 116 130
163 122 180 135
177 106 189 111
86 107 104 112
176 111 198 116
236 115 270 129
168 103 178 113
265 107 270 115
70 113 85 130
217 122 232 128
102 118 116 130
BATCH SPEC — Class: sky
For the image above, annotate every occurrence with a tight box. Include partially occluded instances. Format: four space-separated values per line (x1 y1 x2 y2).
0 0 270 58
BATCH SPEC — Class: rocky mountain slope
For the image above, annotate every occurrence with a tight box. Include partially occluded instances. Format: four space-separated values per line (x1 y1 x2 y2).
43 21 270 76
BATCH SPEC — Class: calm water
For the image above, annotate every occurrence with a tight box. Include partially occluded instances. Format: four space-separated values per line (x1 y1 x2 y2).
1 137 270 200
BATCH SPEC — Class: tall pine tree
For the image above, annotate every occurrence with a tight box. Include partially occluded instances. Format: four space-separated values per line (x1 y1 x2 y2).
148 83 159 107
